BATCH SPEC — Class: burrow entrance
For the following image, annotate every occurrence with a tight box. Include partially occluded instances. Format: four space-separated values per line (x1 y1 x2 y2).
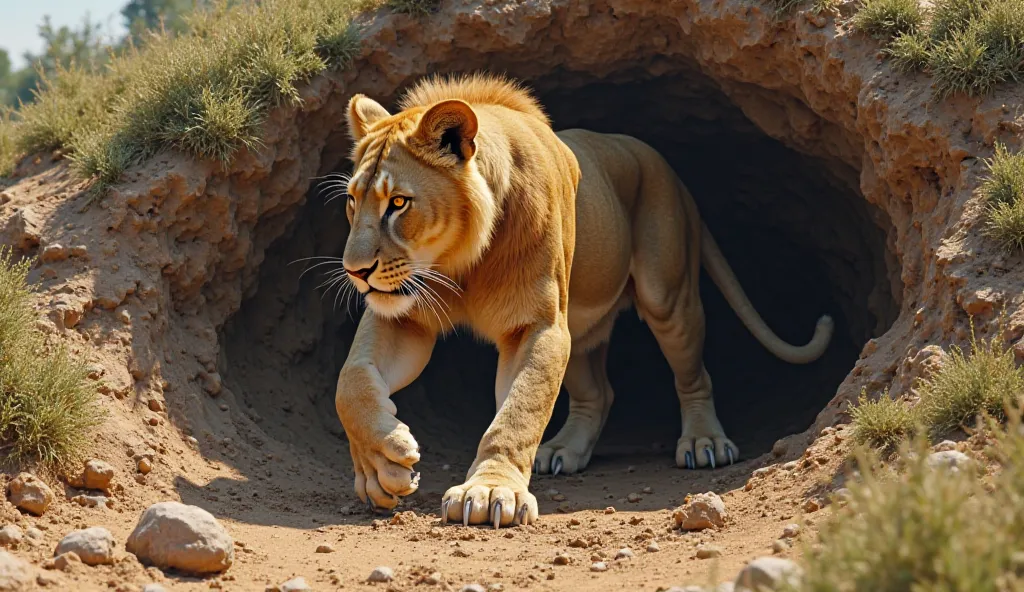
218 69 900 478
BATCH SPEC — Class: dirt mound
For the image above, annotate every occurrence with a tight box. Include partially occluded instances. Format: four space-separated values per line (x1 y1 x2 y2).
1 0 1022 589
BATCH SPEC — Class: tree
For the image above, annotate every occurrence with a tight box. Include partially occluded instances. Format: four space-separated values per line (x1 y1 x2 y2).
122 0 197 43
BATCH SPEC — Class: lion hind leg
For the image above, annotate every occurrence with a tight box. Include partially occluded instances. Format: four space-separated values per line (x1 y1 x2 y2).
534 343 614 476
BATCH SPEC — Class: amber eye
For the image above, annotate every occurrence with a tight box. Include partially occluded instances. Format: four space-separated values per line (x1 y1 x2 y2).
390 196 406 209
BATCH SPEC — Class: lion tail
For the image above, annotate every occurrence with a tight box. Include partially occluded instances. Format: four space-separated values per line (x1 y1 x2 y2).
700 223 834 365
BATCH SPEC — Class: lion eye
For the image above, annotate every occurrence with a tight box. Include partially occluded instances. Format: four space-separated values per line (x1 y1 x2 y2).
390 196 406 209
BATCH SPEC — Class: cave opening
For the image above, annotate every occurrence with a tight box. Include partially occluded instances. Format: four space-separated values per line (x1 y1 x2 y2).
218 69 901 481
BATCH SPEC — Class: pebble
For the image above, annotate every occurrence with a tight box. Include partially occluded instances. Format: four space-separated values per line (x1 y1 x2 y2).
553 554 571 565
590 561 608 572
36 572 62 587
696 545 722 559
422 572 442 585
315 544 335 553
781 461 799 471
646 541 660 553
7 473 54 516
368 566 394 582
51 551 81 571
642 486 653 494
615 548 634 560
734 557 803 591
932 440 957 452
782 524 800 538
138 458 153 474
926 450 972 472
772 539 789 554
0 525 23 547
269 576 312 591
70 494 112 509
673 492 727 531
142 585 169 592
118 310 132 324
24 528 43 545
752 467 773 478
802 498 821 513
55 527 116 566
460 585 486 592
0 550 32 589
148 399 164 413
126 502 234 574
39 244 68 263
604 507 616 514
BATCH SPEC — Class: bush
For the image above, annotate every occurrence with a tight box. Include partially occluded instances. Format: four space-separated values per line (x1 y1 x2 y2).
982 143 1024 252
849 390 918 455
851 0 925 39
0 248 101 468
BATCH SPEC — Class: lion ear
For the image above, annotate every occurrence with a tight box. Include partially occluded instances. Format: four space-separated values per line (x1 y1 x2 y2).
347 94 391 141
414 99 478 161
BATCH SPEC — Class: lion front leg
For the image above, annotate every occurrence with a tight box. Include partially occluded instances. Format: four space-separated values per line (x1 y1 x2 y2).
335 313 436 511
442 321 571 528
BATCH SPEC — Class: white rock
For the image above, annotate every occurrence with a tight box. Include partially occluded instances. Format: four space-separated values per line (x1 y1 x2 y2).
142 585 168 592
734 557 803 591
926 450 972 472
615 547 634 560
270 576 312 591
55 528 116 566
590 561 608 572
126 502 233 574
22 529 43 545
6 473 54 516
0 527 22 547
368 566 394 582
0 551 32 591
713 583 736 592
460 585 486 592
782 524 800 538
673 492 727 530
696 545 722 559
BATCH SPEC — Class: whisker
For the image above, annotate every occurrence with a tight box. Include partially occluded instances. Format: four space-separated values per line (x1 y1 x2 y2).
406 277 449 332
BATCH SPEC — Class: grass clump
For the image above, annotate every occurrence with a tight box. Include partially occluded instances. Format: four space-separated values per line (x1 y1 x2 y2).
849 390 918 455
982 143 1024 252
916 326 1024 436
0 248 101 469
852 0 925 39
386 0 441 15
794 418 1024 592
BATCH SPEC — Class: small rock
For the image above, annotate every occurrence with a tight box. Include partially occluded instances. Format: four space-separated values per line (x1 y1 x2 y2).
200 372 223 396
553 554 571 565
70 495 112 509
0 526 23 547
627 493 642 503
772 539 789 554
368 566 394 582
36 572 61 587
142 585 169 592
23 529 43 545
590 561 607 572
39 244 68 263
734 557 803 591
137 458 153 475
460 585 486 592
673 492 727 531
52 551 81 571
752 467 773 478
771 439 787 457
422 572 442 585
604 507 616 514
54 527 115 566
802 498 821 513
832 488 852 503
782 524 800 538
696 545 722 559
270 576 312 592
118 310 132 324
0 550 32 589
78 459 115 491
932 440 957 452
69 245 88 258
148 399 164 413
315 544 334 554
126 502 233 574
7 473 54 516
487 585 503 592
646 541 660 553
614 548 634 560
927 450 972 472
782 461 799 471
568 538 587 549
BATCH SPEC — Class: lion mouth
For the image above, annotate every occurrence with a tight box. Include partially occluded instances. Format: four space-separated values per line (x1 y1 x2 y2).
366 282 416 297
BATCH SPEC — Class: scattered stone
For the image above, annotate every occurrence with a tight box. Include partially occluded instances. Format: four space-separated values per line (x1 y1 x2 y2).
200 371 223 396
23 529 43 545
268 576 312 591
696 545 722 559
422 572 442 585
932 440 957 452
70 495 112 509
627 493 642 503
54 527 115 566
2 208 42 250
553 554 571 565
673 492 727 531
52 552 81 572
126 502 234 574
568 538 587 549
76 458 116 490
752 467 773 478
772 539 789 554
148 399 164 413
69 245 88 258
646 541 660 553
590 561 608 572
368 566 394 583
781 461 799 471
615 548 634 560
772 439 787 457
0 526 23 547
142 585 169 592
36 572 61 587
926 450 972 472
642 486 653 494
802 498 822 513
0 550 32 590
138 458 153 475
781 524 800 538
604 507 616 514
39 244 68 263
7 473 54 516
315 544 334 554
460 585 486 592
734 557 803 591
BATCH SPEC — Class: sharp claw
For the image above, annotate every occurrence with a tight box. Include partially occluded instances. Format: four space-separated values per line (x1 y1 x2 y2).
463 497 472 527
441 499 450 525
705 446 716 470
552 456 563 476
493 500 502 530
726 445 736 465
684 450 693 470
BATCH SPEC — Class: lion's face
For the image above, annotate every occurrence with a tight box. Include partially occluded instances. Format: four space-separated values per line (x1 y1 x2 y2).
341 94 496 320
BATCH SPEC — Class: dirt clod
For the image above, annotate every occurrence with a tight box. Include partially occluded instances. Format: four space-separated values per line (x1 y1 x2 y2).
673 492 727 531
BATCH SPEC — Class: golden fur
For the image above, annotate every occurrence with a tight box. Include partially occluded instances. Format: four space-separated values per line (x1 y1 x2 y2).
333 73 834 527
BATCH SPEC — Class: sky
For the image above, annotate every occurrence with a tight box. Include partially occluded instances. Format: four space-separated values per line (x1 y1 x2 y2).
1 0 128 69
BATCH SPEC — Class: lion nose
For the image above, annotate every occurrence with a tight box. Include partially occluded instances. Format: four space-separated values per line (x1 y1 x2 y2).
345 260 378 281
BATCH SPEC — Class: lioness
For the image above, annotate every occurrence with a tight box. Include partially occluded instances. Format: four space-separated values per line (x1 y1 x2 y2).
334 73 833 528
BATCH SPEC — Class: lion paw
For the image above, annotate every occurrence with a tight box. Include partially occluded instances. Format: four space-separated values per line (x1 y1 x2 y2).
348 421 422 511
441 472 538 528
676 435 738 470
533 444 589 476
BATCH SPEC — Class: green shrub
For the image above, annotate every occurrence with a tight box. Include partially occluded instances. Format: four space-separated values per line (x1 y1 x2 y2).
850 390 918 455
387 0 441 15
852 0 925 38
982 143 1024 251
885 30 931 71
0 248 102 469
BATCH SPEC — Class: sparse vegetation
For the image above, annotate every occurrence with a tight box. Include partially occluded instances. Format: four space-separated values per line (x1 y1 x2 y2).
851 0 925 39
849 390 918 455
386 0 441 15
794 414 1024 592
0 248 101 469
983 143 1024 252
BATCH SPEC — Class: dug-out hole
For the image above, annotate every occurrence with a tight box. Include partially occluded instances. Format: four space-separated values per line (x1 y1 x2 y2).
218 74 900 476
